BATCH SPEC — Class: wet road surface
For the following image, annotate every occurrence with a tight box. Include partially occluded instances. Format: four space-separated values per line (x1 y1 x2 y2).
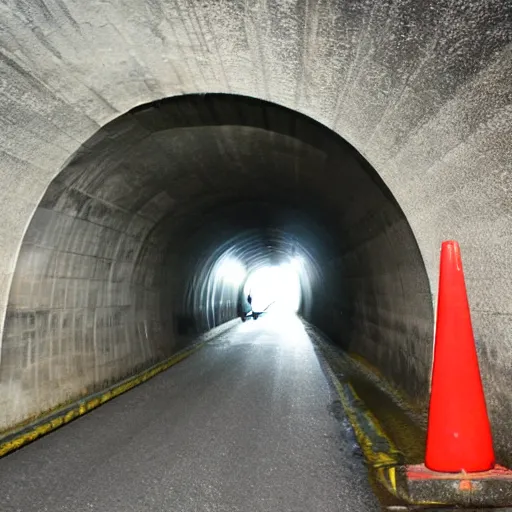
0 315 379 511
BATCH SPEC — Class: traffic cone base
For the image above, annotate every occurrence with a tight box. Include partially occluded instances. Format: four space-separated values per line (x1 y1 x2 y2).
400 462 512 507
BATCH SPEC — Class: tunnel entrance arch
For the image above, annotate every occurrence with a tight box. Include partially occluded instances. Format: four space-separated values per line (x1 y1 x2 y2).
0 94 433 437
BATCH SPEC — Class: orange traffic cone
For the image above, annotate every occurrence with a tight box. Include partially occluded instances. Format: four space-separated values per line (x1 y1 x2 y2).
425 240 495 473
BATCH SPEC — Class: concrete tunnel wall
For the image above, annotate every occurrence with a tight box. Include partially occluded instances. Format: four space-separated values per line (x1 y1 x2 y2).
0 0 510 463
0 95 433 435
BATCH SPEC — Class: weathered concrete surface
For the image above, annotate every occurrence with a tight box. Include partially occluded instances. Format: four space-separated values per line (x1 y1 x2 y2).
0 96 433 439
0 0 510 463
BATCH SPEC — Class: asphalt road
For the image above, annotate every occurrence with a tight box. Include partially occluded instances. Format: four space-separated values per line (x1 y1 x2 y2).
0 314 379 511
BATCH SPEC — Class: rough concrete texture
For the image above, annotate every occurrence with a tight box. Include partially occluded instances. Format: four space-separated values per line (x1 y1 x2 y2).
0 0 510 463
0 96 433 438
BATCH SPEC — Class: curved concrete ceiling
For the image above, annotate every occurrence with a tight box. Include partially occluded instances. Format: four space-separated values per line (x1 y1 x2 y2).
0 1 510 464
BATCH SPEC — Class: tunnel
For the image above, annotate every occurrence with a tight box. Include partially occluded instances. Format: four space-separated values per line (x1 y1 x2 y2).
0 0 511 506
1 93 433 427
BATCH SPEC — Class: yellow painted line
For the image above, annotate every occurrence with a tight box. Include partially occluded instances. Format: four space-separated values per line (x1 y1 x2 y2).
381 466 444 507
0 342 206 458
323 363 410 501
324 363 401 469
317 339 445 506
388 466 396 492
333 377 442 506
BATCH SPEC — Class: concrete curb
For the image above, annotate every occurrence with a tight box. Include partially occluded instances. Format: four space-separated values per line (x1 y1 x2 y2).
324 363 404 469
347 352 427 426
321 358 446 507
0 320 239 459
311 329 512 508
302 322 440 507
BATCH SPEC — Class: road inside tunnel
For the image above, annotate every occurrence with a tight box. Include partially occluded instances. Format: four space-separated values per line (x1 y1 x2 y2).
0 316 380 512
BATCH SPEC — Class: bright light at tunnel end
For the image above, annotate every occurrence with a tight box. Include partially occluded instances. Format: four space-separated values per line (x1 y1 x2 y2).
289 256 304 270
244 261 302 314
216 257 246 285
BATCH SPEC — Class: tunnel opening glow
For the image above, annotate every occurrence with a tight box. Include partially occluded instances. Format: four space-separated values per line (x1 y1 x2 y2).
215 257 246 286
244 262 302 315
